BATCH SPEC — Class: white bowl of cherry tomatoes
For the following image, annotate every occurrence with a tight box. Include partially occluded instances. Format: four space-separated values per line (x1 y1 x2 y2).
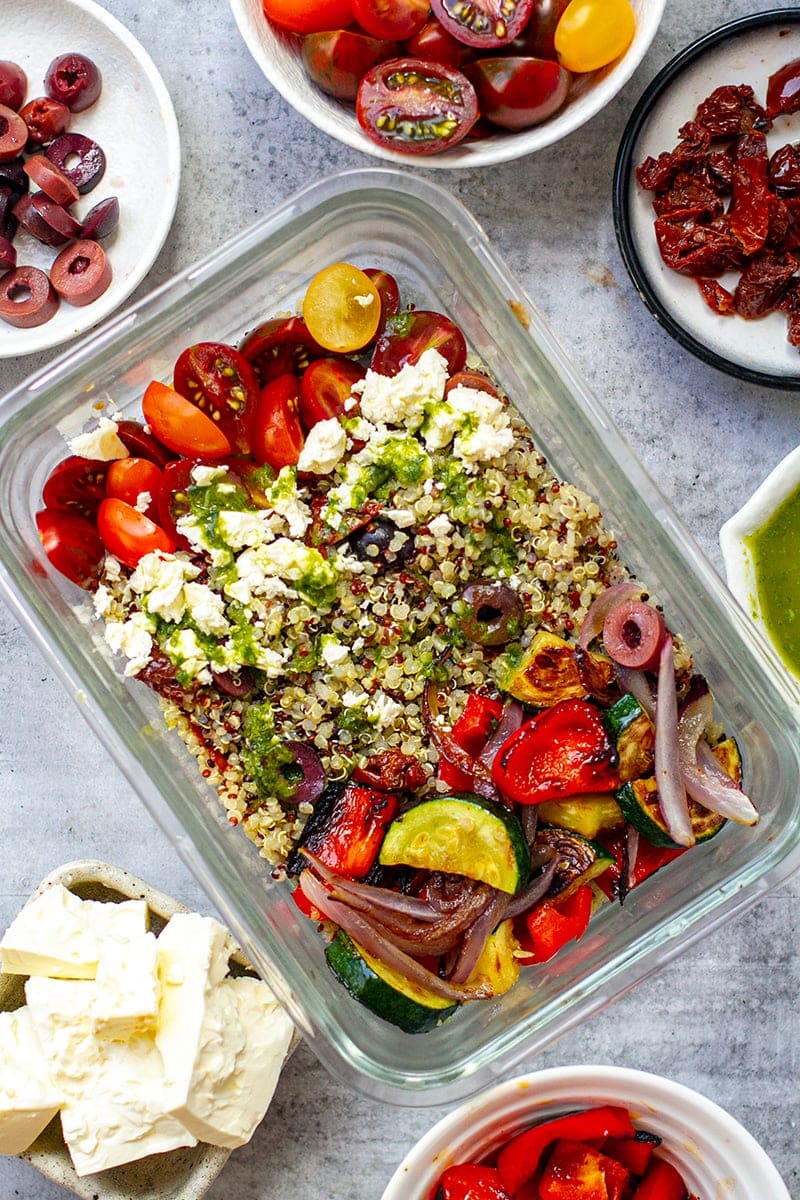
229 0 666 165
381 1065 792 1200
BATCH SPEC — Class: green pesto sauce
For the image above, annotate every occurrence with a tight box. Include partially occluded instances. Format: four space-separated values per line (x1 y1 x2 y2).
242 701 300 802
188 477 253 548
745 482 800 677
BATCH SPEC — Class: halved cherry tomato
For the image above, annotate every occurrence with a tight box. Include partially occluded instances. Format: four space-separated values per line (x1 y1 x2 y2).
142 380 233 460
239 316 324 385
106 457 163 521
116 419 177 468
36 507 105 589
302 30 398 101
352 0 429 42
303 262 382 353
41 455 108 520
97 497 175 569
157 459 197 551
250 374 305 471
370 308 468 375
363 267 401 333
507 0 570 59
430 0 535 48
406 18 472 68
553 0 635 73
261 0 354 34
357 58 479 156
299 357 365 430
467 57 570 129
445 368 501 397
173 342 259 454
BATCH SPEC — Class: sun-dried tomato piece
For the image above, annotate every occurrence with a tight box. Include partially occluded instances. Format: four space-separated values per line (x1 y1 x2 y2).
636 121 711 192
652 171 725 219
654 208 744 277
766 57 800 119
695 84 770 137
777 281 800 344
769 143 800 196
706 149 735 191
733 252 797 318
782 197 800 251
697 278 735 315
728 131 772 255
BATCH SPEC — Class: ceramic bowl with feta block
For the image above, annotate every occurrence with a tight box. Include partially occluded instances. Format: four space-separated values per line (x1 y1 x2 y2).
0 859 295 1200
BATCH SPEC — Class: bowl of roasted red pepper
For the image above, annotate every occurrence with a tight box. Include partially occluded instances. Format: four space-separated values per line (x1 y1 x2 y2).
614 9 800 388
380 1065 792 1200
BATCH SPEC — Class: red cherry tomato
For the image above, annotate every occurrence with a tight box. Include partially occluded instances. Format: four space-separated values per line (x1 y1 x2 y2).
41 455 108 520
430 0 535 48
405 19 473 68
36 508 105 589
356 57 479 156
157 459 198 551
445 368 501 397
506 0 570 58
352 0 429 41
173 342 259 455
261 0 354 34
363 267 401 333
116 419 178 468
466 56 570 129
142 380 233 461
302 30 398 101
97 497 175 569
370 309 468 375
106 457 164 521
239 316 325 385
299 357 365 430
250 374 306 472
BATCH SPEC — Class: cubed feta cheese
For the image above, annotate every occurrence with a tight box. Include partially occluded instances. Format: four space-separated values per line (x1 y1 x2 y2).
92 933 160 1040
0 1008 64 1154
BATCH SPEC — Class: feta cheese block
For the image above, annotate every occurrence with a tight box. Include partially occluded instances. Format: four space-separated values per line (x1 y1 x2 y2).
25 976 197 1176
0 1008 64 1154
170 975 294 1148
92 931 160 1039
0 885 148 979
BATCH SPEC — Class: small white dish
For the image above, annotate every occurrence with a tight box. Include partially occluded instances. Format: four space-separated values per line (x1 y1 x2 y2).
720 443 800 695
614 9 800 389
0 0 180 358
229 0 665 168
380 1065 792 1200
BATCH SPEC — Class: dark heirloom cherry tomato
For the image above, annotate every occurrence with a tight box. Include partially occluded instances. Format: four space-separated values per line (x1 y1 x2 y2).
430 0 535 48
299 357 366 429
371 308 468 375
352 0 429 41
106 457 164 521
36 508 105 589
356 58 479 156
142 380 233 460
467 56 570 129
250 374 305 472
261 0 354 34
239 316 324 385
157 458 197 551
506 0 570 58
363 267 401 332
767 57 800 118
42 456 108 520
117 419 177 468
97 498 175 569
302 30 398 102
405 19 472 68
173 342 259 454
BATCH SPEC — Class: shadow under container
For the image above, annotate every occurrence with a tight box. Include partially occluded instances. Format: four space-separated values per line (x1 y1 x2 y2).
0 168 798 1107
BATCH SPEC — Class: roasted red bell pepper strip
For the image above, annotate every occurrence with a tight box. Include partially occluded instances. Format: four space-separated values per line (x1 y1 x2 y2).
438 693 504 791
538 1138 630 1200
595 831 686 902
515 884 593 964
497 1106 636 1195
492 699 619 805
601 1135 659 1177
436 1163 511 1200
631 1158 690 1200
287 782 398 879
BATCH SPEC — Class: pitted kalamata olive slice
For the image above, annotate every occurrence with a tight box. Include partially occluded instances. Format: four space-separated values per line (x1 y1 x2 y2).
20 97 71 146
24 155 79 206
0 185 19 240
458 580 524 646
0 104 28 162
30 192 82 240
80 195 119 240
50 239 111 306
0 266 59 327
0 235 16 273
0 157 28 195
0 62 27 112
12 192 69 246
45 132 106 194
45 53 102 113
210 666 258 698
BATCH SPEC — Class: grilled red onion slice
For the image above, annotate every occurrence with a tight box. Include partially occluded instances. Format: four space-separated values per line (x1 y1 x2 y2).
625 824 640 891
285 741 325 806
503 853 559 919
578 581 646 650
300 850 440 922
300 869 490 1001
479 700 524 767
676 692 758 825
449 890 510 985
615 665 655 719
423 681 500 803
654 634 695 848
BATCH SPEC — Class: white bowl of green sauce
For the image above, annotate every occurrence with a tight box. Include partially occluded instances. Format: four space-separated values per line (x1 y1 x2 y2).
720 446 800 690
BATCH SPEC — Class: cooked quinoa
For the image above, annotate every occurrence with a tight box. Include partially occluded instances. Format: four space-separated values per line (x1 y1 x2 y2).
91 348 630 869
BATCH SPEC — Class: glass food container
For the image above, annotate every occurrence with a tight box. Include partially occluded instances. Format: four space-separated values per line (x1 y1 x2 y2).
1 169 798 1105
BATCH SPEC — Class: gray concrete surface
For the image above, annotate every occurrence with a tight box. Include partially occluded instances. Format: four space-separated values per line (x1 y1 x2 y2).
1 1 798 1196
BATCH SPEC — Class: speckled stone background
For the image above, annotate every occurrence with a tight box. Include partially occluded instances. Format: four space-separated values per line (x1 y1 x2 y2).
1 1 799 1197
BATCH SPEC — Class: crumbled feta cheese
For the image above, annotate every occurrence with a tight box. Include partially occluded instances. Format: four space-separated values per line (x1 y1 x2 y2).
320 638 348 667
134 491 153 514
297 418 347 475
191 465 227 486
216 511 274 551
93 584 114 618
383 507 416 528
184 583 229 637
163 629 210 681
266 468 312 537
369 692 403 728
129 554 198 624
354 348 448 428
427 513 452 538
68 418 129 462
341 687 368 708
104 612 156 676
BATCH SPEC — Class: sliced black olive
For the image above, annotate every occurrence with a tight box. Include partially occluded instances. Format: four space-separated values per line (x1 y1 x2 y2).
458 580 523 646
347 517 414 572
210 666 258 698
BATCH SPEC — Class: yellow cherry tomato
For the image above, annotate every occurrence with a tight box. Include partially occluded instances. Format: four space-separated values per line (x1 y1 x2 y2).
302 263 381 353
554 0 636 73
